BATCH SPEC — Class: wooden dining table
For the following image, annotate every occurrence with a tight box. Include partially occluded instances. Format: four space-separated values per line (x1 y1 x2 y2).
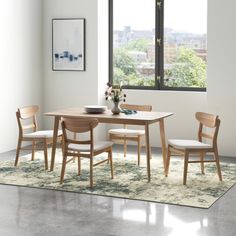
45 107 173 182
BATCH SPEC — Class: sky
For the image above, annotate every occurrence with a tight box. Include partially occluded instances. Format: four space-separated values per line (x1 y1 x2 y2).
114 0 207 34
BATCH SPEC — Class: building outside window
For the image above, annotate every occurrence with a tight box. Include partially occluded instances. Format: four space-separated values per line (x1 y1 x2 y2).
109 0 207 91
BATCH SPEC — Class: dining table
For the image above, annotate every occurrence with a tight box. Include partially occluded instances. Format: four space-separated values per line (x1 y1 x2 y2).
45 107 173 182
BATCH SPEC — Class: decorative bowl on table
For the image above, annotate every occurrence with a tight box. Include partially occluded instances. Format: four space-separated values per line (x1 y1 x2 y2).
84 105 107 114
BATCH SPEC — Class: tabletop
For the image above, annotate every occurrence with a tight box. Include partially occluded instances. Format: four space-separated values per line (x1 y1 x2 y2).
45 107 174 125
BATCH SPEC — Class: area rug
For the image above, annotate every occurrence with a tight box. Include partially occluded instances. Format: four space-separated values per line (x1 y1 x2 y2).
0 151 235 208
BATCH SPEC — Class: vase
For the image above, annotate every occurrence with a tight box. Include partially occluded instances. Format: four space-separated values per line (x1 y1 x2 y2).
111 101 121 115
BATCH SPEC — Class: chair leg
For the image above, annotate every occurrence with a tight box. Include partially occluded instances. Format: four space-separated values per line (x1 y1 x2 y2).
200 152 205 174
60 154 67 184
149 146 152 159
124 137 127 158
183 151 189 185
109 150 114 179
78 157 81 176
137 136 141 166
214 148 222 181
90 158 93 188
165 145 171 177
31 141 36 161
15 138 22 166
145 137 152 160
72 133 76 162
108 134 112 164
43 140 48 170
61 137 65 156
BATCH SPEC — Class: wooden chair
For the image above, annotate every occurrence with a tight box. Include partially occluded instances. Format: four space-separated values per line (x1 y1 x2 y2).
15 105 62 169
109 104 152 166
165 112 222 185
60 117 114 188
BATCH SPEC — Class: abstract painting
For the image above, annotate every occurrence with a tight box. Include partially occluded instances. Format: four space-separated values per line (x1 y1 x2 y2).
52 18 85 71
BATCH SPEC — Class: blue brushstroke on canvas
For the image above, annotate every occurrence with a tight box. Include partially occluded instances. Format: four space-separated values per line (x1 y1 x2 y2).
54 51 83 63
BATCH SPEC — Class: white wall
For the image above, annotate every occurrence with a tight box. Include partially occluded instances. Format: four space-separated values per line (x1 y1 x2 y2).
207 0 236 157
42 0 99 128
42 0 236 157
122 90 207 147
2 0 235 157
43 0 110 141
97 0 109 106
0 0 43 153
121 0 236 157
97 0 109 140
105 0 236 157
112 0 236 157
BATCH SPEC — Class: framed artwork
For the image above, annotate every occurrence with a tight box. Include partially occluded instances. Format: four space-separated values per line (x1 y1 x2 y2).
52 18 85 71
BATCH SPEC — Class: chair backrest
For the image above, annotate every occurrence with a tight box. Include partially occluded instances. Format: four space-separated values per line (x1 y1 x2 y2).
120 104 152 112
61 117 99 150
195 112 220 147
16 105 39 135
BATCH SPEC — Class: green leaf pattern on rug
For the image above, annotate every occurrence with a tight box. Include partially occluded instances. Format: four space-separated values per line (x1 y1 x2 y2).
0 150 235 208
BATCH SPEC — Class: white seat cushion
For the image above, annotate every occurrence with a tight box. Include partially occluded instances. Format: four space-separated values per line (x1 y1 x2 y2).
109 128 145 136
168 139 212 149
23 130 62 139
68 141 112 152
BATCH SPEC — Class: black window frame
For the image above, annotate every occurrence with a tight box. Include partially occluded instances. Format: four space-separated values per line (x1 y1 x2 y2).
109 0 207 92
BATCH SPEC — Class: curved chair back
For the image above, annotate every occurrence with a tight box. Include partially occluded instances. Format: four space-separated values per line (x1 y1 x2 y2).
61 118 99 149
61 118 98 133
18 105 39 119
195 112 220 147
16 105 39 135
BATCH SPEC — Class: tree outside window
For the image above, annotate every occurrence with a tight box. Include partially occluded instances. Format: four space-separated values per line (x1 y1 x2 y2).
110 0 207 91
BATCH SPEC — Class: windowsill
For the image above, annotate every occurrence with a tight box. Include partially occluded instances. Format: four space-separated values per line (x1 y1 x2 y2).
121 86 206 92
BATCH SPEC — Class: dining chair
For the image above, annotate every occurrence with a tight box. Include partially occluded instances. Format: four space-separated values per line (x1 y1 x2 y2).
15 105 62 170
60 117 114 188
165 112 222 185
108 104 152 166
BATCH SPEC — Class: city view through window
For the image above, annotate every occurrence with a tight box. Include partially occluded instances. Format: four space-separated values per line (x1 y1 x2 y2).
112 0 207 89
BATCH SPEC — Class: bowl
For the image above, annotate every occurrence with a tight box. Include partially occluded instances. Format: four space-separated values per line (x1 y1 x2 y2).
84 105 107 114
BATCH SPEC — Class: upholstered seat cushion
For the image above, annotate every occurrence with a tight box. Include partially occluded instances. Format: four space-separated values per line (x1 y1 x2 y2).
168 139 212 149
23 130 62 139
68 141 113 152
109 128 145 136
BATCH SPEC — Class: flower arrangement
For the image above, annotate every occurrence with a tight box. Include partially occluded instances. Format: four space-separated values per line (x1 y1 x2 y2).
105 82 126 103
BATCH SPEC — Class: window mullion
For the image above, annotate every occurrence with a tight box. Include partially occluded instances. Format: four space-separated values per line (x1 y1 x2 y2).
156 0 164 90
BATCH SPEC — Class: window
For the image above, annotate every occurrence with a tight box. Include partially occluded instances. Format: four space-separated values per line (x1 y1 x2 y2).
109 0 207 91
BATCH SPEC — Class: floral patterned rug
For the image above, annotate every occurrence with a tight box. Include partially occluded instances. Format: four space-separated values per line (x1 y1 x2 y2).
0 151 235 208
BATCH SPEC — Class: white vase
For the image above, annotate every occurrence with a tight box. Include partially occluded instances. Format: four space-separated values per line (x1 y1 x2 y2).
111 101 121 115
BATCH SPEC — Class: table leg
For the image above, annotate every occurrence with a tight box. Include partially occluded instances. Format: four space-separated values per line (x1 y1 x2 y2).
159 118 167 173
145 123 151 182
50 116 60 171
